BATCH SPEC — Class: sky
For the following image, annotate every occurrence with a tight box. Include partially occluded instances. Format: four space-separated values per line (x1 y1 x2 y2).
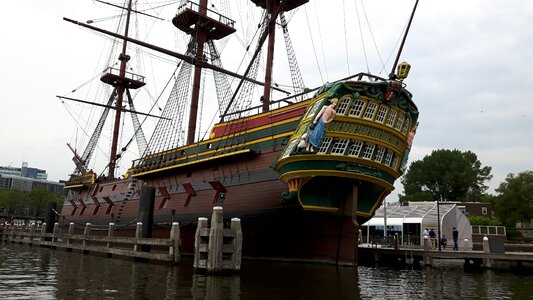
1 0 532 202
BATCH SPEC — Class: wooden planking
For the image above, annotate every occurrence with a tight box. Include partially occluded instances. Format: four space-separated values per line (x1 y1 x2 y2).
2 227 178 262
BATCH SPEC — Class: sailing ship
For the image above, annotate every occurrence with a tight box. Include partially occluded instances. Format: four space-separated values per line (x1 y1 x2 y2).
59 0 420 265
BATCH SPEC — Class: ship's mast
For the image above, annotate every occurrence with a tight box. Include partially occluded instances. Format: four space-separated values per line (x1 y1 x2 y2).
108 0 133 179
262 0 278 112
250 0 308 112
172 1 236 144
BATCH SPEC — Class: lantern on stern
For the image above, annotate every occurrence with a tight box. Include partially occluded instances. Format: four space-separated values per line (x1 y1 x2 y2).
396 61 411 80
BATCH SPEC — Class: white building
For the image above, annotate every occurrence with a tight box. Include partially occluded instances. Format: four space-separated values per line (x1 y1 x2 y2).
361 201 473 249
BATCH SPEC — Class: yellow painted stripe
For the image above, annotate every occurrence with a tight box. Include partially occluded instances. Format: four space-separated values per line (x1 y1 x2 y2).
279 170 395 191
301 205 339 213
64 184 84 189
274 155 401 179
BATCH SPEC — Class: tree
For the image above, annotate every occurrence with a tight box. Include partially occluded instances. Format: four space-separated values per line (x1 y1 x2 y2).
492 171 533 227
399 149 492 203
29 188 64 217
0 188 64 217
0 189 25 214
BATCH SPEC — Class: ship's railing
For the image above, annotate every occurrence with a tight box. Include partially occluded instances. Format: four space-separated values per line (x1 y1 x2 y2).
178 1 235 27
219 72 392 122
64 172 95 187
103 67 145 83
472 225 507 236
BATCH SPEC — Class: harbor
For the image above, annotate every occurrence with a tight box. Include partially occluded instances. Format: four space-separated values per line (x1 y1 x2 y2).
1 0 533 298
3 218 533 272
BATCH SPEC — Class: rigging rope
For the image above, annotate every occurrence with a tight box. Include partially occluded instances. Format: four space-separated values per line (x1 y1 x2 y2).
313 0 329 81
359 0 386 76
354 0 370 73
343 0 351 74
303 6 324 84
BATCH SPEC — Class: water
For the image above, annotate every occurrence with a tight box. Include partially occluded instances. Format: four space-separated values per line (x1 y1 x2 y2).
1 243 532 299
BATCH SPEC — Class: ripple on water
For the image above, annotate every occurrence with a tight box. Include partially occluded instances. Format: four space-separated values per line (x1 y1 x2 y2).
1 243 532 299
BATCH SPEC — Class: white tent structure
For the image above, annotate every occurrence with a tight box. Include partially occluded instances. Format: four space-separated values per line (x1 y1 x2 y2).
361 201 473 249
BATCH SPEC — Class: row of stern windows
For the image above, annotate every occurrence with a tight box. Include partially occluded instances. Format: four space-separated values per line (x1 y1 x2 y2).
286 137 401 171
307 95 411 135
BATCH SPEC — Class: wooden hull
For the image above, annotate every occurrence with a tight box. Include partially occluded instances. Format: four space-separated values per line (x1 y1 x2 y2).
62 148 361 264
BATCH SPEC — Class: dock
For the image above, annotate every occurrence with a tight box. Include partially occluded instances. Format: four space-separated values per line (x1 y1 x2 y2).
1 206 242 273
1 221 181 263
358 237 533 269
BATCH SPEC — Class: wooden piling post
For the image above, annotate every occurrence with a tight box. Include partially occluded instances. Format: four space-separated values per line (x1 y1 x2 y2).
194 217 208 269
9 225 14 241
82 223 91 252
482 236 492 268
423 236 432 266
68 222 75 235
52 223 59 243
107 223 115 249
28 223 35 244
66 222 75 251
134 222 143 251
208 206 224 273
169 222 180 263
231 218 242 271
40 223 47 241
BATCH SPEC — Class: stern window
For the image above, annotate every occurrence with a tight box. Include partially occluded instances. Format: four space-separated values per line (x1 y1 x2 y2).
317 137 333 154
348 99 366 117
331 138 350 155
363 102 378 120
348 140 364 157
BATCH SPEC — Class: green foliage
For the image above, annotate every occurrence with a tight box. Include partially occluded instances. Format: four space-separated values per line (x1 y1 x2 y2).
398 191 433 203
0 188 64 216
468 215 500 226
399 149 492 203
492 171 533 227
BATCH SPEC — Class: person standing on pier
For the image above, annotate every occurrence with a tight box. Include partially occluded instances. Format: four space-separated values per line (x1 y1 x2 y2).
429 229 436 249
452 227 459 251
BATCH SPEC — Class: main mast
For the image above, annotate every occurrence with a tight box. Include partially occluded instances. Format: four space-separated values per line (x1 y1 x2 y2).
172 0 236 144
250 0 308 112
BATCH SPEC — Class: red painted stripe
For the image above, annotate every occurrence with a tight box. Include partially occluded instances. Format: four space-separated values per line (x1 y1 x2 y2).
212 106 306 137
158 186 170 200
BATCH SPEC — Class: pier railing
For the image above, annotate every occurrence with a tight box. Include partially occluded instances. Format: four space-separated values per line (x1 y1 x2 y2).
1 221 180 263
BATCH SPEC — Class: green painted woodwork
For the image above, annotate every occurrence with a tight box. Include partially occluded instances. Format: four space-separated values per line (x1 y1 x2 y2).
297 176 385 214
276 159 396 185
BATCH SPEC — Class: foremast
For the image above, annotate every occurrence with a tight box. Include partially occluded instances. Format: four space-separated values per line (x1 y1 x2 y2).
64 0 147 188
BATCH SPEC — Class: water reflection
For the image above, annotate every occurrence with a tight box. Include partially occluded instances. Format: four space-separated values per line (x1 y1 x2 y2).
0 243 532 299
